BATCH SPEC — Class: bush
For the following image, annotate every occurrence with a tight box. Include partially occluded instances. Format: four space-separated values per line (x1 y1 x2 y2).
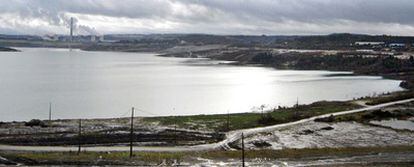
252 52 273 64
314 115 335 122
25 119 47 127
258 113 277 125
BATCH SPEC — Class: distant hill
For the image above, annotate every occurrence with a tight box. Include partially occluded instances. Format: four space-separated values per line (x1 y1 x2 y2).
286 33 414 49
0 46 19 52
0 33 414 50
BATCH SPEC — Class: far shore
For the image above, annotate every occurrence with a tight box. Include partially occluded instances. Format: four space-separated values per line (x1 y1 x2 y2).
0 46 19 52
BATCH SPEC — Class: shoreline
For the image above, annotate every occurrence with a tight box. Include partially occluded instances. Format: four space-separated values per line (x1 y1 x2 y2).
1 97 413 166
0 47 407 122
1 46 413 166
1 94 412 146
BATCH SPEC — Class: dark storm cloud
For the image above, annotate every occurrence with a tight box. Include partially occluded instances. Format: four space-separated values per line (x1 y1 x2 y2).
0 0 414 35
188 0 414 24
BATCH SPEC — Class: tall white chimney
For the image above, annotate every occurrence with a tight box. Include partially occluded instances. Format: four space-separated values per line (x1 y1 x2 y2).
70 17 74 42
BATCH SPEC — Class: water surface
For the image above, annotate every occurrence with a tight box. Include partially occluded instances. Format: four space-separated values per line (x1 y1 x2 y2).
0 48 404 121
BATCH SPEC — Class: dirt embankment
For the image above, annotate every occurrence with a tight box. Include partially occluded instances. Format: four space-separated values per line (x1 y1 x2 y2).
0 118 224 147
0 46 19 52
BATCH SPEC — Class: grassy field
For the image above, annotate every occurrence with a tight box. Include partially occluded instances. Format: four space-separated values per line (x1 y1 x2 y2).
364 91 414 105
316 101 414 123
2 145 414 166
143 101 360 131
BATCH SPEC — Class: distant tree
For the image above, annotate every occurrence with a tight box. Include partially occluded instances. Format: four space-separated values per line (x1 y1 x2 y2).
382 56 401 70
252 52 273 64
25 119 47 127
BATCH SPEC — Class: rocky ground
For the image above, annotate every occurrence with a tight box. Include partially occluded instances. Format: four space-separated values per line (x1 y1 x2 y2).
231 102 414 150
0 46 19 52
1 101 414 166
240 121 414 150
0 117 224 147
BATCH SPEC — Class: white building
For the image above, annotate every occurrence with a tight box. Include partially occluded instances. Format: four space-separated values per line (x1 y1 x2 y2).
354 42 385 46
389 43 405 48
91 35 96 42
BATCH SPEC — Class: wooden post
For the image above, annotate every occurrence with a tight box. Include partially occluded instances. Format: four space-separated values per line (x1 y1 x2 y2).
77 119 81 155
173 108 177 144
296 97 299 117
241 132 245 167
48 102 52 128
49 102 52 122
174 117 177 144
296 97 299 108
227 110 230 132
130 107 134 158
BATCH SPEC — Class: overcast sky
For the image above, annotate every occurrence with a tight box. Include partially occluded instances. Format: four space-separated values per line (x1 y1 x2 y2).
1 0 414 36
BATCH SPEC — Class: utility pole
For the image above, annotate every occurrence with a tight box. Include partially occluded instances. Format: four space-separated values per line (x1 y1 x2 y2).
174 118 177 144
296 97 299 108
77 119 81 155
173 108 177 144
48 102 52 128
295 97 299 118
130 107 134 158
48 102 52 122
227 110 230 132
241 133 245 167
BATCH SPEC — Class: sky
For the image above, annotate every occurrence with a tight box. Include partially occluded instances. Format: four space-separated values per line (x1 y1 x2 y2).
1 0 414 36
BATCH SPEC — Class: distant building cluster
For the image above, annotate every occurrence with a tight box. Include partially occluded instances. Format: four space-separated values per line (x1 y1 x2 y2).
353 41 413 51
41 34 106 43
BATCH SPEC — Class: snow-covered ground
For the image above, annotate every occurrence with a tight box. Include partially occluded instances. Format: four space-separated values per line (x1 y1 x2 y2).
1 98 414 152
239 121 414 150
370 118 414 131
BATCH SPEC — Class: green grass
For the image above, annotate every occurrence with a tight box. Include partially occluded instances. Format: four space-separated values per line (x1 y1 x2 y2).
363 91 414 105
2 145 414 165
143 101 360 131
201 145 414 159
1 151 188 166
317 104 414 123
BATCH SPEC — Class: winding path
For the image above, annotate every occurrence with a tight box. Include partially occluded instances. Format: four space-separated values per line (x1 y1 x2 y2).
1 98 413 152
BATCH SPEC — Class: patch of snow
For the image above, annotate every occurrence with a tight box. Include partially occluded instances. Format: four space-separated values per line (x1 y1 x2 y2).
243 121 414 149
370 118 414 131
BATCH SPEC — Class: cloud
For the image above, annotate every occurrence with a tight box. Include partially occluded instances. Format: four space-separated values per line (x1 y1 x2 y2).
0 0 414 35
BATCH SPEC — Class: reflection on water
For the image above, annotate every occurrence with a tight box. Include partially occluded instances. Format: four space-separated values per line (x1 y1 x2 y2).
0 48 404 121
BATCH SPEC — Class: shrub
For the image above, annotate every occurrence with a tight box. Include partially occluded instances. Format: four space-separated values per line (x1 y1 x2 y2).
258 113 277 125
314 115 335 122
25 119 47 127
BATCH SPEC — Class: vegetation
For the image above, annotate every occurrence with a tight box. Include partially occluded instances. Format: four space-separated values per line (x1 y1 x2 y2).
316 102 414 123
251 51 414 90
365 91 414 105
251 52 414 73
0 131 223 146
2 145 414 166
143 101 359 131
24 119 47 127
0 46 19 52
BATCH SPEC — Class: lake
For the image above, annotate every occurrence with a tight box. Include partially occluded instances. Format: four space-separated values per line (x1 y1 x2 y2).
0 48 404 121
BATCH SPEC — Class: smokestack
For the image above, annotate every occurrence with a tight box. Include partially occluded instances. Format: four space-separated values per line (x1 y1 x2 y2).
70 17 74 42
